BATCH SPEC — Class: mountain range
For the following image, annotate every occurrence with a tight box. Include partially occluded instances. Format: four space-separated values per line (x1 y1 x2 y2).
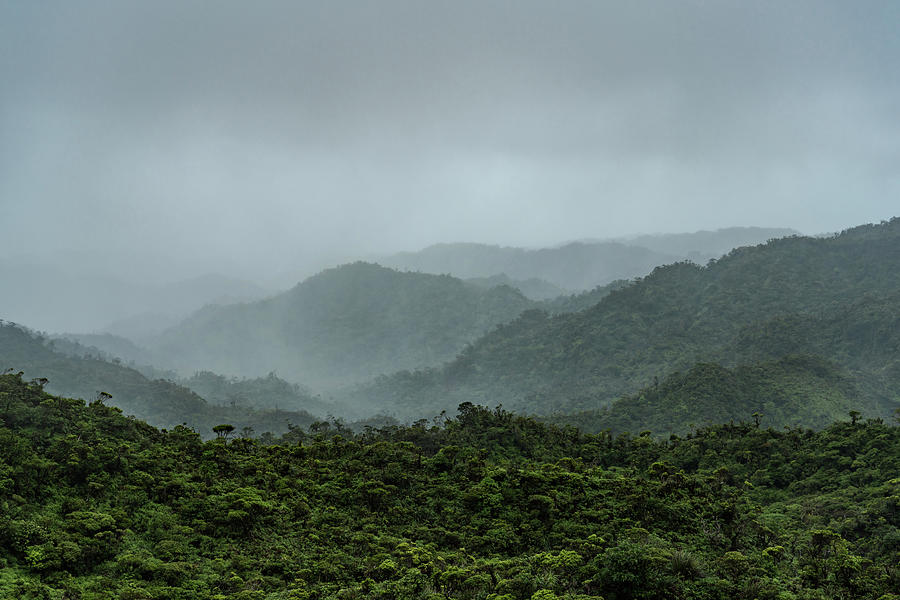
356 219 900 430
2 221 895 437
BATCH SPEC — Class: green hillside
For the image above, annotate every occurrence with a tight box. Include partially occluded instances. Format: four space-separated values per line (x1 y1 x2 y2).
0 323 321 437
150 262 536 387
359 219 900 420
1 373 898 599
553 355 863 436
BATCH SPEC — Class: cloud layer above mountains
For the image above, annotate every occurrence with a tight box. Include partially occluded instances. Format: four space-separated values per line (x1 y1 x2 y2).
2 1 898 284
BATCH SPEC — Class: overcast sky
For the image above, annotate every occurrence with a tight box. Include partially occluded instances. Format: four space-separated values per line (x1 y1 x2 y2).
1 1 898 287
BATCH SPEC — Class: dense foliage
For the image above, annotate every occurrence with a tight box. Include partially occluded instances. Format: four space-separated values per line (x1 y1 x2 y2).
2 373 898 599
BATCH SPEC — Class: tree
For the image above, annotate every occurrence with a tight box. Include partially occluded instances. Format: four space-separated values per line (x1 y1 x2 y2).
752 412 763 428
213 424 235 443
93 391 112 405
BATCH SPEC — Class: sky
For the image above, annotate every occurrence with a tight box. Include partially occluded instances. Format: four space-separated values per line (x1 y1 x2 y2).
1 0 899 288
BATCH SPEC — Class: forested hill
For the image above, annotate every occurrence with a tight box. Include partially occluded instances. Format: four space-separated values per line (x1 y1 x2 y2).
360 219 900 421
2 373 898 598
149 262 536 387
0 322 321 437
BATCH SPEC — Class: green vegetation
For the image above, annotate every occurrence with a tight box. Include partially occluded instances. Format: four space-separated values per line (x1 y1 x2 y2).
1 373 898 599
151 262 536 387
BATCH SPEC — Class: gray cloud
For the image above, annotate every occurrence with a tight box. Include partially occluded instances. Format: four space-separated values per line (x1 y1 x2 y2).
1 0 898 289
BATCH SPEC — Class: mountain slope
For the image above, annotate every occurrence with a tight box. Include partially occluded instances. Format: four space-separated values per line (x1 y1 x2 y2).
149 262 536 387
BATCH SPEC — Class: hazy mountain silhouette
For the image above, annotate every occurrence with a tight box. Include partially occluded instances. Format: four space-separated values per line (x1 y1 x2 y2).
148 262 536 388
379 227 797 291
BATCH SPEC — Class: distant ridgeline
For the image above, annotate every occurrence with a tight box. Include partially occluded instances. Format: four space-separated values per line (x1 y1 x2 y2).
358 218 900 432
1 373 898 598
380 241 675 291
0 322 323 437
144 262 632 391
378 227 797 291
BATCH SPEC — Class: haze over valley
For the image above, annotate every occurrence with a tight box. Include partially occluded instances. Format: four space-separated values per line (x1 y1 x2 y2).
4 220 899 433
